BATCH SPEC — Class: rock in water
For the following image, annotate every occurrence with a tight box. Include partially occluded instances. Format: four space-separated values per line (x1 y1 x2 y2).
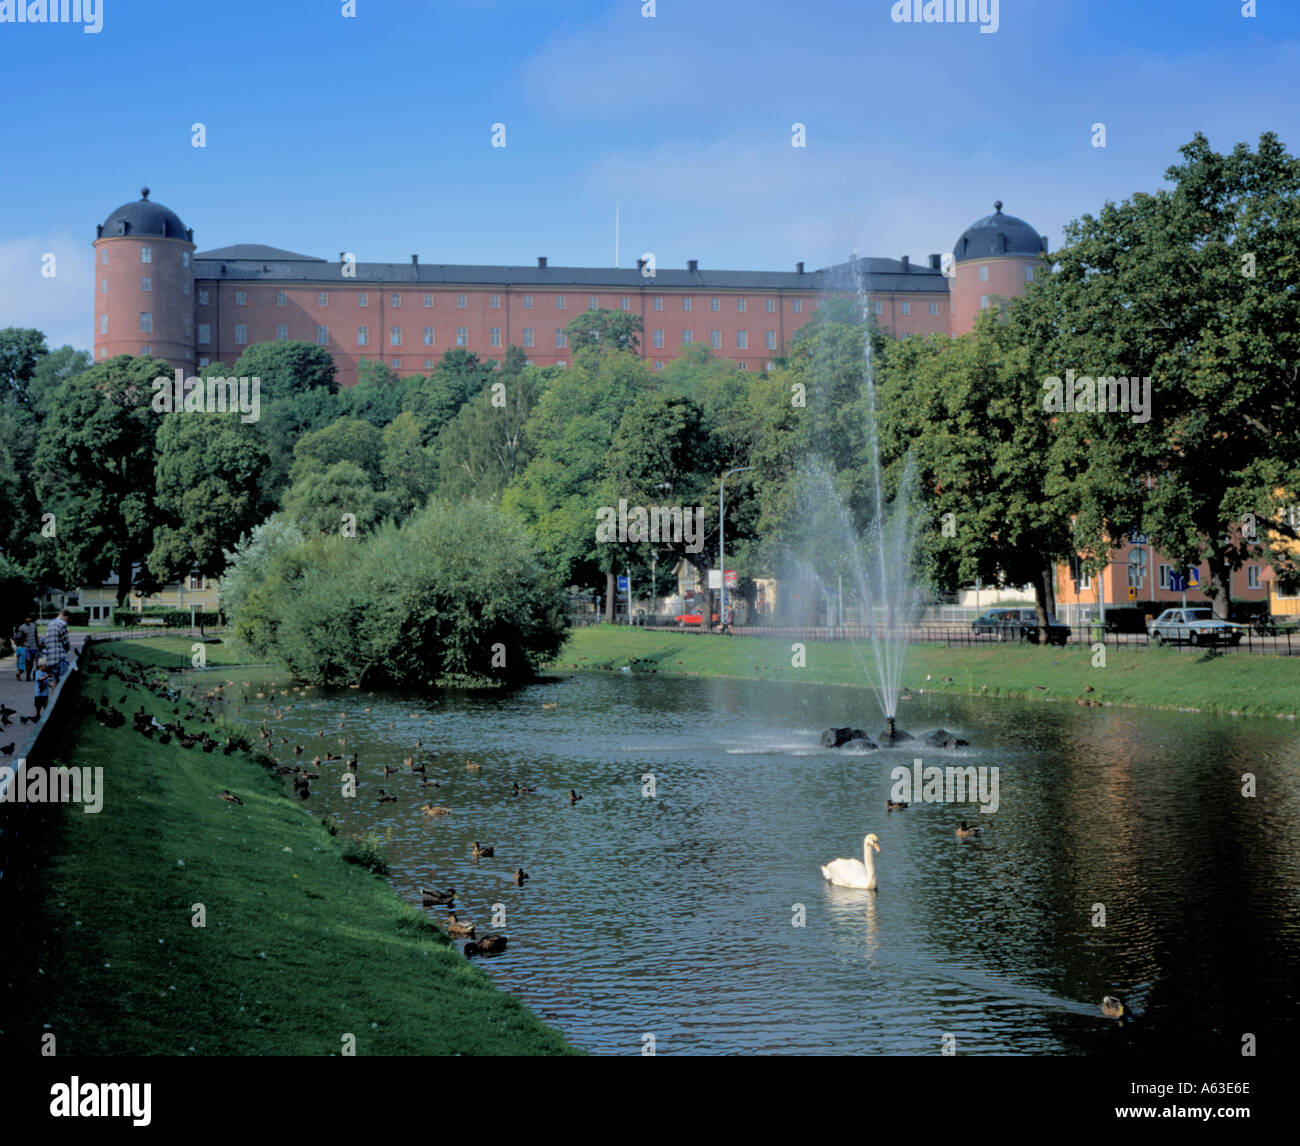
878 728 914 743
923 729 970 748
820 726 876 749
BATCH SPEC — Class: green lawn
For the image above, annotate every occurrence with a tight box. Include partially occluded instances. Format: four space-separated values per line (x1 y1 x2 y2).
2 643 580 1056
552 625 1300 718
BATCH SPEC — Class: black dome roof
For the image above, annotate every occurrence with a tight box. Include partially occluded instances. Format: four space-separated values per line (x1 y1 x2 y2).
954 201 1042 262
99 188 190 241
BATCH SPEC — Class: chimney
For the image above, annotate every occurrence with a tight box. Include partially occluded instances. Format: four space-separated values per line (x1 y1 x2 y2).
411 254 418 265
636 257 646 272
796 261 805 274
537 256 547 268
900 255 910 272
928 253 940 270
687 259 698 273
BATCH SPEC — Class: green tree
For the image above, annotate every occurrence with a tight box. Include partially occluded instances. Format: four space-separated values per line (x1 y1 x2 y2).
288 416 385 486
1023 132 1300 615
33 354 162 604
436 369 542 503
28 345 92 419
149 412 270 580
281 459 385 536
402 349 497 444
219 516 305 654
565 308 643 356
382 410 437 516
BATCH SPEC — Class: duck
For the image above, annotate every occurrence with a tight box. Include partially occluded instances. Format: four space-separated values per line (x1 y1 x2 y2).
382 763 398 775
512 868 529 886
472 841 495 858
402 756 414 768
820 834 880 889
1101 995 1127 1020
568 789 582 805
410 760 426 774
541 702 557 710
444 912 476 938
466 759 481 772
464 933 507 957
219 790 243 805
377 789 398 803
886 799 909 811
421 886 455 907
956 821 982 839
420 804 451 816
419 778 440 789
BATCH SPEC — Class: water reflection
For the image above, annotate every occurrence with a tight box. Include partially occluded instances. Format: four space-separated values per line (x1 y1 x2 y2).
214 671 1300 1055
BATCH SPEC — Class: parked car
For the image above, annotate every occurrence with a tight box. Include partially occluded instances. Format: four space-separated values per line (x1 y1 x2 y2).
1017 613 1072 646
971 608 1025 635
1148 608 1244 646
675 612 721 628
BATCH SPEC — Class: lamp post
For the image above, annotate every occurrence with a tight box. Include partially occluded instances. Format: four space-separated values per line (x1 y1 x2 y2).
719 466 753 631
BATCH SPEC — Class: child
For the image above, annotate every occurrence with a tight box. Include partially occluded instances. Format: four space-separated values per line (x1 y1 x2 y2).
33 659 51 721
14 641 27 681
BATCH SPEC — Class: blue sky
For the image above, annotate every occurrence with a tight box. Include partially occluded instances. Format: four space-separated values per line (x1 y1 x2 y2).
1 0 1297 350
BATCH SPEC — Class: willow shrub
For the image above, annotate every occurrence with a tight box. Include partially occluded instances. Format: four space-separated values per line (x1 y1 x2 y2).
236 500 566 687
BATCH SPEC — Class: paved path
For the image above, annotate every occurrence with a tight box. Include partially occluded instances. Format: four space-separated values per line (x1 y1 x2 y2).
0 632 91 764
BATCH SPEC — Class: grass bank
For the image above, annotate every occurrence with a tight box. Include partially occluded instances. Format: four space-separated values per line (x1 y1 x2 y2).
551 626 1300 719
1 640 580 1056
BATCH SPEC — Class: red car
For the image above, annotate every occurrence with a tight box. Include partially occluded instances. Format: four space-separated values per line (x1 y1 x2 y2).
675 612 721 627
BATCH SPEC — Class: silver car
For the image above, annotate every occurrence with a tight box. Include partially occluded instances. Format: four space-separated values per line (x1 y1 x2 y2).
1148 608 1244 647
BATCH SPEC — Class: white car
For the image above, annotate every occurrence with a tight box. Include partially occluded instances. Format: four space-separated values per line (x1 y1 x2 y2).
1148 608 1243 647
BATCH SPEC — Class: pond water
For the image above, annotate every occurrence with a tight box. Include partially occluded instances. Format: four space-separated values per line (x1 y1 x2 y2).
214 671 1300 1056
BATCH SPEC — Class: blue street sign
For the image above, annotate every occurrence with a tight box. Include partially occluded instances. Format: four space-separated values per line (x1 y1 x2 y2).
617 575 629 593
1186 568 1200 589
1168 572 1185 592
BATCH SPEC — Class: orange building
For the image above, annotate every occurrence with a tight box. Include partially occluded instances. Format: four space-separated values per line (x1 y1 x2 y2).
93 191 1047 387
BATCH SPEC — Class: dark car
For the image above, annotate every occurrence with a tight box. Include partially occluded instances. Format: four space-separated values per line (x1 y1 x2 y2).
971 608 1024 635
1017 613 1071 646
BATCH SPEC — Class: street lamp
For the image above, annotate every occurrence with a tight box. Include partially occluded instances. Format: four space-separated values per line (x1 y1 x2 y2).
719 466 753 630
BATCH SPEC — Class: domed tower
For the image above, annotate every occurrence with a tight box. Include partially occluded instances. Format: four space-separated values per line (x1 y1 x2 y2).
93 188 195 370
949 201 1046 335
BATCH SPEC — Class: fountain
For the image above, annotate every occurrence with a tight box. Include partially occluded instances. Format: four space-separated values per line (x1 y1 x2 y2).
799 260 925 748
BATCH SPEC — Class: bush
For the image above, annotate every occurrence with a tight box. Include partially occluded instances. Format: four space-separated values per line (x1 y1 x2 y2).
341 832 389 875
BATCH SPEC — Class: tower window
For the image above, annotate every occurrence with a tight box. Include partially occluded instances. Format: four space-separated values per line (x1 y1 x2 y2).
979 266 989 282
1025 266 1035 282
143 278 155 294
140 247 151 264
277 291 287 306
236 290 246 306
198 323 210 344
236 323 249 345
140 312 153 333
198 288 209 305
99 314 108 334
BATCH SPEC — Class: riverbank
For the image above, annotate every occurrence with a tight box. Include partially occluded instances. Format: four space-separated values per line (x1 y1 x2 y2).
1 640 581 1055
551 626 1300 719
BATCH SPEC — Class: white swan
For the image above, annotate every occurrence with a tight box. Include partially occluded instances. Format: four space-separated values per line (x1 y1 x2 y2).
821 833 880 889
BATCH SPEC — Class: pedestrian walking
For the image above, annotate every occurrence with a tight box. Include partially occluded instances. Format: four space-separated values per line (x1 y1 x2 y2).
45 609 71 685
16 615 39 681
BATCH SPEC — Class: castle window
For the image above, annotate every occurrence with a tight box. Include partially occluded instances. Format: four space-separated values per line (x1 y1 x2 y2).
198 356 208 366
765 331 776 350
357 326 369 346
392 293 402 308
457 326 469 346
392 359 401 369
738 361 747 370
422 326 434 346
681 330 693 346
198 288 209 305
182 252 190 268
140 247 151 264
556 295 566 310
590 296 599 310
980 296 989 309
140 312 153 333
710 330 721 349
98 312 106 334
140 346 151 356
620 296 630 311
390 326 403 347
766 298 776 313
184 316 192 337
653 296 662 311
358 293 368 307
236 323 249 345
522 294 532 309
555 328 566 349
873 300 883 315
711 297 720 312
315 325 328 345
653 329 664 348
491 294 501 309
141 277 151 292
277 291 287 306
523 327 534 348
236 290 246 306
276 324 288 341
1025 265 1035 282
489 327 502 347
736 331 748 350
198 324 210 344
101 278 107 294
318 291 328 307
792 299 802 313
182 281 190 296
737 298 746 313
979 266 989 282
929 302 939 316
457 294 467 309
100 250 107 265
682 298 692 312
653 361 664 372
424 293 433 308
900 301 910 316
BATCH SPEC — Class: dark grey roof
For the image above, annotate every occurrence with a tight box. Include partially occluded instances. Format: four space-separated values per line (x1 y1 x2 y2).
953 201 1045 262
99 188 190 241
190 253 950 293
195 244 326 262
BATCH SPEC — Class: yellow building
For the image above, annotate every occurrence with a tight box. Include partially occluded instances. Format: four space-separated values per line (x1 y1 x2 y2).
69 570 222 625
1265 501 1300 617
